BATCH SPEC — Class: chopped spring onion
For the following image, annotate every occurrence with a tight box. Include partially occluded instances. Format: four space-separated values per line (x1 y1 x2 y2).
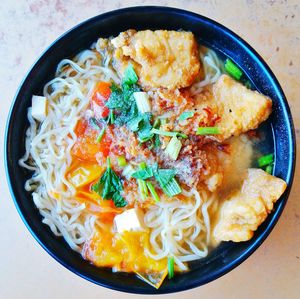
117 156 127 167
196 127 220 135
163 178 182 197
123 64 138 85
165 136 182 161
160 118 167 125
179 111 194 121
139 161 147 170
153 118 161 129
151 128 188 139
146 181 160 202
225 59 243 80
265 164 273 174
122 164 135 180
137 179 148 200
109 109 115 124
96 127 106 143
258 153 274 168
133 92 151 113
168 256 174 279
137 162 149 200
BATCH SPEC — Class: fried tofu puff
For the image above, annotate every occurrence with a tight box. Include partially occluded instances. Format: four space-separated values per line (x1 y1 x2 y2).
111 30 201 89
194 75 272 141
214 169 287 242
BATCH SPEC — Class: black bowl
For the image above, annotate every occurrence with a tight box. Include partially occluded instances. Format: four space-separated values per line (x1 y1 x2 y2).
5 6 296 294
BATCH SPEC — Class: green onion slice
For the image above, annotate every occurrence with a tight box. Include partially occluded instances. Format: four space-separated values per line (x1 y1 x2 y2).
96 127 106 143
196 127 220 135
225 59 243 80
117 156 127 167
163 178 182 197
137 179 148 200
265 164 273 174
168 256 174 279
258 153 274 168
146 181 160 202
165 136 182 161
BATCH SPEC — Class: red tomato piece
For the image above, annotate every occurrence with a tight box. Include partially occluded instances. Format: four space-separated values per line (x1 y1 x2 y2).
92 82 111 118
72 119 112 162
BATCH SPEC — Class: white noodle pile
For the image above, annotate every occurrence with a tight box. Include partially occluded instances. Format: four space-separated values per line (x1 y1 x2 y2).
19 44 118 251
190 49 224 95
144 188 213 271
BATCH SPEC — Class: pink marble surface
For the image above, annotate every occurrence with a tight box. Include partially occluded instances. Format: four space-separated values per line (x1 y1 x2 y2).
0 1 299 298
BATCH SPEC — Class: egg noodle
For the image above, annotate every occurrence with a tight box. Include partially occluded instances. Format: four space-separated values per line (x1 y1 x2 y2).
19 41 221 268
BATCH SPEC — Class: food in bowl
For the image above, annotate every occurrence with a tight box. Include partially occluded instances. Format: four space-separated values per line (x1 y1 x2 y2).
19 29 287 288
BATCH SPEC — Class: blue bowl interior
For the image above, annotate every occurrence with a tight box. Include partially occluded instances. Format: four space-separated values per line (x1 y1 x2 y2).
5 6 295 294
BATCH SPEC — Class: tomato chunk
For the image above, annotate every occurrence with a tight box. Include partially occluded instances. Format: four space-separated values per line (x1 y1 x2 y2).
72 119 112 162
92 82 111 118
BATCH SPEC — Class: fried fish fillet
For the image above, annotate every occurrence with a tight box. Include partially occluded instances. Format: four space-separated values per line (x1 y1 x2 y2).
214 169 287 242
195 75 272 141
111 30 201 89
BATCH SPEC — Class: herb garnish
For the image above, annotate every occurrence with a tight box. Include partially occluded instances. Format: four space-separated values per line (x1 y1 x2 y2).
92 157 127 207
105 65 155 143
131 163 181 197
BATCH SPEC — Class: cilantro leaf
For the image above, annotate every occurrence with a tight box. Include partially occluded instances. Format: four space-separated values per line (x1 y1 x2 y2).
137 113 154 143
92 157 127 207
154 134 161 148
104 65 156 145
123 64 138 86
112 193 127 207
105 83 124 109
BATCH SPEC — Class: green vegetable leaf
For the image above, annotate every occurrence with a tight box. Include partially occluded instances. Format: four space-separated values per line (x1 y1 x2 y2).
123 64 138 86
92 157 127 207
152 163 176 188
126 103 144 132
131 166 154 180
112 192 127 207
179 111 194 121
137 113 154 143
105 83 124 109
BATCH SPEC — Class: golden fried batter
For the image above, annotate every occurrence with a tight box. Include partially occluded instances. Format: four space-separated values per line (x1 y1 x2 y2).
214 169 287 242
111 30 201 89
195 75 272 141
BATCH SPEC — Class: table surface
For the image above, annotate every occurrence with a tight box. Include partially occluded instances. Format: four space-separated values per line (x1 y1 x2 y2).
1 1 299 298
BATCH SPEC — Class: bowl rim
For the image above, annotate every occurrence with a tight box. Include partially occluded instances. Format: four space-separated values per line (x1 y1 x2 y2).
4 5 296 294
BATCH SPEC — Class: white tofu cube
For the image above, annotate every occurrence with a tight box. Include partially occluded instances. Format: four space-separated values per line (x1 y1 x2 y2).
31 95 48 122
114 208 145 233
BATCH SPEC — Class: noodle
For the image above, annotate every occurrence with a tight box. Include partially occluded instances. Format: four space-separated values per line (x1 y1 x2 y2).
19 45 119 251
144 188 211 271
190 49 224 95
